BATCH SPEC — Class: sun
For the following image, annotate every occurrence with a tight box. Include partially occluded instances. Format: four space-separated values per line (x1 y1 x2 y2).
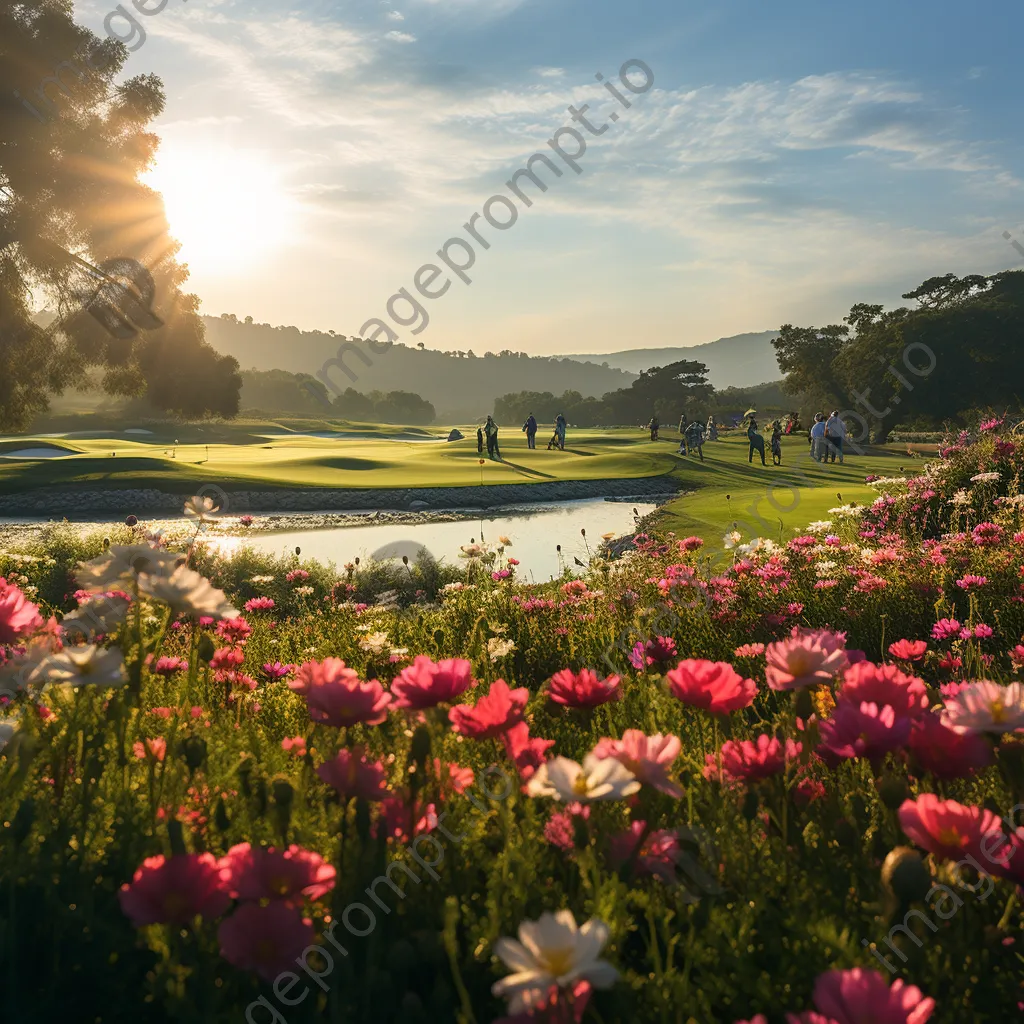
142 145 295 275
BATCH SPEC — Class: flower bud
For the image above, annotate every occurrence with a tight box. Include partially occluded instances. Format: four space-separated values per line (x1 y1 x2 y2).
197 634 215 663
875 774 909 810
180 735 207 773
882 846 932 904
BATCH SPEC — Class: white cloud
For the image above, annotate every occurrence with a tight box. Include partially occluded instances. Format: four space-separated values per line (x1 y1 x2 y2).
387 10 405 20
384 29 417 42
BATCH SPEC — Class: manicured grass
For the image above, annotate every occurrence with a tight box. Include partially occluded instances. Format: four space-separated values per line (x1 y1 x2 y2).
0 424 680 495
654 431 914 544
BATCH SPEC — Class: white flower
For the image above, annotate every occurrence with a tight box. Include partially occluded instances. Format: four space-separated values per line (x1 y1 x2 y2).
487 637 516 662
806 520 833 534
459 543 485 559
492 910 618 1015
60 593 131 639
723 530 742 549
971 472 1001 483
948 489 971 507
76 545 184 591
184 495 221 521
828 505 863 519
526 754 639 802
359 631 391 654
294 586 314 597
249 575 276 585
814 559 838 578
941 681 1024 734
138 566 239 619
30 645 127 689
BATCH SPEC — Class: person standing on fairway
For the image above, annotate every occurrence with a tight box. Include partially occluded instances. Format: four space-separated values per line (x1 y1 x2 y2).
825 410 846 463
747 415 766 466
522 412 537 449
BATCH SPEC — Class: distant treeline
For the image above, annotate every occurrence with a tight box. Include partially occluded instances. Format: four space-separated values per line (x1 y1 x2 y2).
495 367 792 428
240 370 435 424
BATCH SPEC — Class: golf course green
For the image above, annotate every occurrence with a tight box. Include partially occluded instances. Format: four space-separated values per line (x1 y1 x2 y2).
0 418 916 544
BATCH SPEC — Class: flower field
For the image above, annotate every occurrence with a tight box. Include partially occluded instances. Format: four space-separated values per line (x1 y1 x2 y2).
2 427 1024 1023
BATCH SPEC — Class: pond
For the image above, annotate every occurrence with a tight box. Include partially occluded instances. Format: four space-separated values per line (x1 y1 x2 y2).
208 498 657 581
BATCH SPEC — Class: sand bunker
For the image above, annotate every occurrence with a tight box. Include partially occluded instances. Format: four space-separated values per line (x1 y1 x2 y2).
0 447 70 459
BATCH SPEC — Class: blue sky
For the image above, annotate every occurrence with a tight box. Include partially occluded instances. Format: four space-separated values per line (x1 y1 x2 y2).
76 0 1024 354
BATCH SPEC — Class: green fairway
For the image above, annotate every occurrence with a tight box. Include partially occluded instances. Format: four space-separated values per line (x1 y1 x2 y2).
0 419 917 548
653 430 912 544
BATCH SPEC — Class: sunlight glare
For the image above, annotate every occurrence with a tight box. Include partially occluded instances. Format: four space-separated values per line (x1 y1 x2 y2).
142 146 295 275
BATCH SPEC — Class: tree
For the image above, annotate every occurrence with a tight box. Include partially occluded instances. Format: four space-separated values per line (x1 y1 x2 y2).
772 324 850 414
0 1 240 429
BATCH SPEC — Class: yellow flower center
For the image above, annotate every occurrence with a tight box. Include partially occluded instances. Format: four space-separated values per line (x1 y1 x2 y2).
937 827 962 847
541 947 576 977
989 699 1007 724
572 772 590 797
788 651 811 676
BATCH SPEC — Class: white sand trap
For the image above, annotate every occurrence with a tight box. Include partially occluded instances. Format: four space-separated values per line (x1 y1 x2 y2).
124 428 154 435
0 448 70 459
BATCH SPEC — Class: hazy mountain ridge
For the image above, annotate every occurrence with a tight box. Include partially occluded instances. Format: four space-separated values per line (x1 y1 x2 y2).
563 331 782 388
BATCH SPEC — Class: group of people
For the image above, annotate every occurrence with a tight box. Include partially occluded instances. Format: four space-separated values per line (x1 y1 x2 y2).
808 411 847 463
476 412 568 460
672 414 719 462
744 416 785 466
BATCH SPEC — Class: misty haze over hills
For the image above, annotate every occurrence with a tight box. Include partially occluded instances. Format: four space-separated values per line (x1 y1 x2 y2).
563 331 782 388
200 318 782 419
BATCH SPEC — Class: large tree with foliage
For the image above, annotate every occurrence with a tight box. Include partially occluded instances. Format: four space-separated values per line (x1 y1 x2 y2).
773 271 1024 442
0 0 240 431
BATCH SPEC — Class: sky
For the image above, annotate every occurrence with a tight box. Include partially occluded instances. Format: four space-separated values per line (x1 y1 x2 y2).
75 0 1024 355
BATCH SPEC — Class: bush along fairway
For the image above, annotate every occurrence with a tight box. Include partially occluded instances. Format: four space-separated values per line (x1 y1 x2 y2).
2 427 1024 1023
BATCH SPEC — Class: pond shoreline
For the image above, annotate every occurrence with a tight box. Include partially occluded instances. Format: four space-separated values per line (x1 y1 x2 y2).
0 474 682 519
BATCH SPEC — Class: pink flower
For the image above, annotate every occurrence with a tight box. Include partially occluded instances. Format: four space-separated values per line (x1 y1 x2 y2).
243 597 275 612
543 803 590 850
591 730 683 796
838 662 929 719
291 658 391 727
0 578 42 644
316 748 389 801
286 569 310 583
817 702 911 765
390 655 475 709
262 661 297 681
608 820 689 882
712 734 801 783
118 853 230 926
887 639 927 662
210 646 245 671
898 793 1003 864
434 758 475 794
941 680 1024 734
629 636 678 671
908 712 994 779
548 668 621 708
765 629 849 691
218 842 335 903
796 967 935 1024
152 656 188 676
376 796 438 842
503 722 555 782
667 659 756 714
931 617 961 641
238 514 254 527
281 735 307 757
955 574 988 590
971 522 1003 546
972 623 993 639
133 737 167 762
734 643 765 658
215 617 252 644
449 679 528 739
679 536 704 551
218 901 314 981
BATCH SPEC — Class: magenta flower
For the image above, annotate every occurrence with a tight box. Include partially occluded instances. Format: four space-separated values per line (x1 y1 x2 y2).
548 668 621 708
838 661 929 719
218 901 314 982
710 734 801 784
316 748 389 801
218 842 335 903
152 656 188 677
262 661 297 681
794 967 935 1024
955 574 987 590
930 618 961 641
243 596 275 612
817 701 911 766
291 658 391 727
0 577 42 644
449 679 527 739
390 655 475 709
887 639 927 662
503 722 555 782
118 853 230 927
608 820 689 882
666 659 757 715
897 793 1003 865
908 712 994 780
628 636 678 671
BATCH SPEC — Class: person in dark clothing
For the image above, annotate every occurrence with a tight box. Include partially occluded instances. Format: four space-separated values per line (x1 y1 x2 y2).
477 426 484 454
648 415 660 441
555 413 567 450
770 421 783 465
685 420 705 462
484 416 500 459
747 416 766 465
522 413 537 449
